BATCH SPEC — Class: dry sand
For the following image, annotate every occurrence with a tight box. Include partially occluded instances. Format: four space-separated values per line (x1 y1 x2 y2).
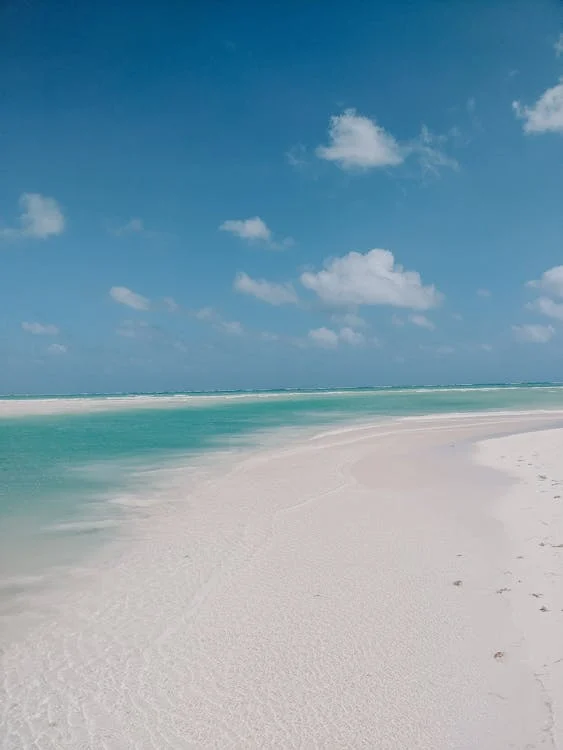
2 411 563 749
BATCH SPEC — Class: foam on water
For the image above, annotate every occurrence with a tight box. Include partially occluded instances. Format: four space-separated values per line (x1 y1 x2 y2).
3 382 563 417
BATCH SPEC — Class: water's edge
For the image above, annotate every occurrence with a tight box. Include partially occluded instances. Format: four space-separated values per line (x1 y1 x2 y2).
4 383 563 629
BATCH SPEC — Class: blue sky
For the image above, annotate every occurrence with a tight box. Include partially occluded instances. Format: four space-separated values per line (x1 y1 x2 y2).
1 0 563 393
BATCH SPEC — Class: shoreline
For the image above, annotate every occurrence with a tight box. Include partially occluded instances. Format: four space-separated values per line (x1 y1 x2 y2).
3 385 563 418
2 411 563 748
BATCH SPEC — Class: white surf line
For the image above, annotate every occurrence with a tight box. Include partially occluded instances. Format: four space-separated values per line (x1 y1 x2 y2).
3 387 563 418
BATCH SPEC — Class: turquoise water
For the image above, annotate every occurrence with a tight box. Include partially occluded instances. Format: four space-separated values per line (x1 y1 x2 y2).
2 384 563 595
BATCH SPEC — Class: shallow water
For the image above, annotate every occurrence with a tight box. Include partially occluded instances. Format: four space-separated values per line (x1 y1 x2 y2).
2 383 563 604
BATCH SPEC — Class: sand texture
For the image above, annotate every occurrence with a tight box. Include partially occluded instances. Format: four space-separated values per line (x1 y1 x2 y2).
2 411 563 749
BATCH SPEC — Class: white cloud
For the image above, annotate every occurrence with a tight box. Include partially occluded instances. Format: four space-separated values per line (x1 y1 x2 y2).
111 218 145 236
315 112 456 177
513 80 563 134
527 265 563 297
20 194 65 238
409 314 435 330
308 327 339 348
47 343 67 354
21 321 59 335
555 34 563 57
234 272 298 305
1 193 65 240
512 323 555 343
301 248 441 310
220 217 272 242
524 268 563 324
316 109 404 170
339 327 365 346
391 314 405 326
220 217 292 249
528 296 563 321
110 286 150 310
477 288 491 297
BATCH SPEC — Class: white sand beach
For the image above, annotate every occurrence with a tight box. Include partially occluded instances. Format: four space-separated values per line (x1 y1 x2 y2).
2 411 563 749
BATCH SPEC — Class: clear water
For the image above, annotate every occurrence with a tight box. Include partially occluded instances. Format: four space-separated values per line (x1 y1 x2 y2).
2 384 563 596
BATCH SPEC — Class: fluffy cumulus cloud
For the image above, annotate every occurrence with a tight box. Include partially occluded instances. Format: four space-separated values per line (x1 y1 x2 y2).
409 314 435 330
21 321 59 335
527 266 563 297
301 248 441 310
528 296 563 321
526 266 563 323
220 217 272 242
512 323 555 343
1 193 65 240
316 109 404 170
110 286 150 310
20 194 65 238
315 111 456 176
513 80 563 134
234 272 298 306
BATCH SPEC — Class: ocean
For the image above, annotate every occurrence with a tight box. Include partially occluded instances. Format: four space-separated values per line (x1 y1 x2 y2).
2 384 563 613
